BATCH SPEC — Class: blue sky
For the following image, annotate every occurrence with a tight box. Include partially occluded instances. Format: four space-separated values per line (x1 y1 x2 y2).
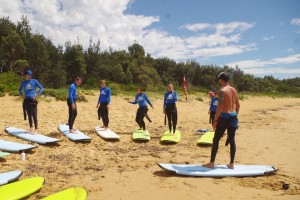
126 0 300 78
1 0 299 78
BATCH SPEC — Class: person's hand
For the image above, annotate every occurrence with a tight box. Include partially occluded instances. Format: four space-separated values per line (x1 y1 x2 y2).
163 109 166 114
71 103 76 110
96 104 99 108
127 100 131 103
208 111 210 114
213 121 217 130
22 94 26 99
107 105 110 109
151 105 154 109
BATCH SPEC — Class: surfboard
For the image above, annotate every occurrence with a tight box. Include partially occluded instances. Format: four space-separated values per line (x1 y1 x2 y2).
5 127 61 144
41 187 87 200
132 129 150 141
0 140 37 152
0 177 44 199
157 163 277 177
0 152 10 158
95 126 120 139
58 124 91 142
0 170 22 186
160 130 181 143
197 131 214 145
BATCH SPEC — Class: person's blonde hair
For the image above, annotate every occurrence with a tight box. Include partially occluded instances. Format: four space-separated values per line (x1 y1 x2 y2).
100 80 106 84
168 84 173 88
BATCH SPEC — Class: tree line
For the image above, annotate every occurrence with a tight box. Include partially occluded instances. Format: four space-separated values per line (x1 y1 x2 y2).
0 16 299 94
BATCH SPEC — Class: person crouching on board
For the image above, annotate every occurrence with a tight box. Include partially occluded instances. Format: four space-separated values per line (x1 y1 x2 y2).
163 84 178 135
96 80 111 131
203 72 240 169
19 69 44 134
128 86 154 131
67 77 82 133
208 91 218 128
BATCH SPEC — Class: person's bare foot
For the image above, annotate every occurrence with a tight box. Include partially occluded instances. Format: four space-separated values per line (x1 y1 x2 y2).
69 129 78 134
227 163 234 169
202 162 215 169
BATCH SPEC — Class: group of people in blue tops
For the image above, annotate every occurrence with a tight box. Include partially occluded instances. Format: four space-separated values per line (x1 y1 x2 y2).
18 69 240 169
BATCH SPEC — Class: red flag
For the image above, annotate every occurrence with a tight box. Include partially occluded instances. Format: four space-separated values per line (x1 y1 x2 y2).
182 76 187 101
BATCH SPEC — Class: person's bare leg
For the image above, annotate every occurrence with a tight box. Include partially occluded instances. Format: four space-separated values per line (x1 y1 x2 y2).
202 162 215 169
227 163 234 169
69 129 78 133
32 128 38 135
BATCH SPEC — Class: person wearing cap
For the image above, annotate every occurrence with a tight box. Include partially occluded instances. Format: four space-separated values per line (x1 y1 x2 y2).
67 77 82 133
203 72 240 169
19 69 44 134
208 91 218 127
96 80 111 130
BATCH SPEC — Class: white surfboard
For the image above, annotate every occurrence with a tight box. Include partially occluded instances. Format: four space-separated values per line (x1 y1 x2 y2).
95 126 120 139
158 163 277 177
0 140 37 152
5 127 61 145
58 124 91 142
0 170 23 186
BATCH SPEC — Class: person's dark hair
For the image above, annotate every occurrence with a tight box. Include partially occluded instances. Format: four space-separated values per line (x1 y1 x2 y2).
217 72 229 82
75 77 82 81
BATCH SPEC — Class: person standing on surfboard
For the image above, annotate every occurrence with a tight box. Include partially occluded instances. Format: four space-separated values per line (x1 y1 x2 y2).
203 72 240 169
163 84 178 134
96 80 111 130
208 91 218 127
67 77 82 133
19 69 44 134
128 86 154 131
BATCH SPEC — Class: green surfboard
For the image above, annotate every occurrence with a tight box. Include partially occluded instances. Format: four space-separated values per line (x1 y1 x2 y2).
0 177 44 200
0 152 10 158
197 131 214 145
132 129 150 141
41 187 87 200
160 130 181 143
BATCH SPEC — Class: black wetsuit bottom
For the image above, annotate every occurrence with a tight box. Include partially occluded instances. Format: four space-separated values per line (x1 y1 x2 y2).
209 111 216 124
166 104 177 133
98 102 109 127
210 116 238 164
67 98 77 130
23 98 38 129
136 106 148 130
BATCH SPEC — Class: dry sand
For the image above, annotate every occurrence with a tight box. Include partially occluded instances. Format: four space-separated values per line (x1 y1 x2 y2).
0 92 300 200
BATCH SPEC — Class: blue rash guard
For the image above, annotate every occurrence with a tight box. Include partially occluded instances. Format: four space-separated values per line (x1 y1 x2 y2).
68 83 77 104
98 87 111 104
163 91 178 108
130 93 152 108
19 79 44 98
210 97 218 112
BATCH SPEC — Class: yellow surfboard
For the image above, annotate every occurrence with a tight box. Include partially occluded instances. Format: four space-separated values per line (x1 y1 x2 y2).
160 130 181 143
132 129 150 141
0 177 44 200
41 187 87 200
197 131 215 145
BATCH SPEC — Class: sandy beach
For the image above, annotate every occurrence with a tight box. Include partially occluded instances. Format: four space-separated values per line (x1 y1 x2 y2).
0 93 300 200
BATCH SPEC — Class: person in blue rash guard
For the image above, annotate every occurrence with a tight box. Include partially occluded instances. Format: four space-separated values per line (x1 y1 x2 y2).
19 69 44 134
96 80 111 130
128 86 154 131
163 84 178 134
67 77 82 133
208 91 218 127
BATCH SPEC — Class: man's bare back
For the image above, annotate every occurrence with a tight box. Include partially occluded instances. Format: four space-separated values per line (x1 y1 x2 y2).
218 85 240 114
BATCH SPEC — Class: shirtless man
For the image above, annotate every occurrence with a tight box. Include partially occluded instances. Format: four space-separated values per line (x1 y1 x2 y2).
203 72 240 169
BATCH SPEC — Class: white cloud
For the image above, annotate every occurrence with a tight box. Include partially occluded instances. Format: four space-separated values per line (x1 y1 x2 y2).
263 36 275 41
287 48 294 52
182 22 255 35
0 0 255 61
227 54 300 76
291 18 300 26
